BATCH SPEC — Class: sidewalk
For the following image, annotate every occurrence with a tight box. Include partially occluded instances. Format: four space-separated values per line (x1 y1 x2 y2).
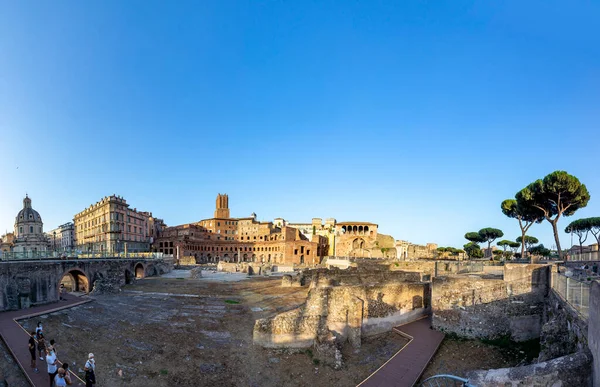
0 294 91 387
358 317 445 387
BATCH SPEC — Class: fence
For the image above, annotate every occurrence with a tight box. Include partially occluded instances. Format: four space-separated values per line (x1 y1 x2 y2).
551 272 590 320
568 251 600 262
0 250 168 261
435 261 485 275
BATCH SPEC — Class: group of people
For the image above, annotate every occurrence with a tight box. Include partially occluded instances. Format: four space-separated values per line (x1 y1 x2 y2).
28 322 96 387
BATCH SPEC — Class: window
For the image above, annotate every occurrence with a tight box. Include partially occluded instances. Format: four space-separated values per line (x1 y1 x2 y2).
29 226 33 233
19 226 23 234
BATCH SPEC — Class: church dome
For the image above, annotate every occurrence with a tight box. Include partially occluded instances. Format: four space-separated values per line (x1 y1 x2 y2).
15 195 42 224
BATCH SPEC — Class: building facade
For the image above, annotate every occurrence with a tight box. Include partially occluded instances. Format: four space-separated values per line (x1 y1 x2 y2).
73 195 153 253
13 195 49 253
46 222 75 251
0 232 15 253
153 194 328 265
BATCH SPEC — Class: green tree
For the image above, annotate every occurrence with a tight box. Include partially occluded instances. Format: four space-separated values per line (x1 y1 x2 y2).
501 199 544 259
508 241 521 255
497 240 513 253
516 171 590 258
516 235 539 254
565 219 589 254
529 244 551 258
478 228 504 258
586 217 600 250
463 242 483 259
465 232 486 244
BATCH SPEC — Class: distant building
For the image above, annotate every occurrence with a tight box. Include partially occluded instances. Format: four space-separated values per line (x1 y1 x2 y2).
395 240 439 260
73 195 153 253
154 194 328 265
46 222 75 251
13 195 50 253
0 232 15 252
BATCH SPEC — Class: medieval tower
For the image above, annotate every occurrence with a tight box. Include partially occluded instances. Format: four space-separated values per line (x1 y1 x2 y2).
214 193 230 219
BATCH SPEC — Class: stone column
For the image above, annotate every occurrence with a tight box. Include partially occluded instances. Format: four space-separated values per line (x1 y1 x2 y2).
348 297 363 348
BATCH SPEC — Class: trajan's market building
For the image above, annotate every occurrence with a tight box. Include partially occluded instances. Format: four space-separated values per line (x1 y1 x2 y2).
154 194 329 265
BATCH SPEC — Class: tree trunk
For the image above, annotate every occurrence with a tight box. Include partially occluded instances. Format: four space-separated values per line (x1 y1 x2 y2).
520 229 526 261
487 241 491 259
551 219 563 259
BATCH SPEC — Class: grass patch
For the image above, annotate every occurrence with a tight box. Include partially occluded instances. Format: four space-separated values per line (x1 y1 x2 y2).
312 358 320 366
159 369 168 375
176 278 185 280
224 300 240 304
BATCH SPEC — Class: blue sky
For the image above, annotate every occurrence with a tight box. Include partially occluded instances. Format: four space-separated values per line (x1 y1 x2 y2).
0 1 599 250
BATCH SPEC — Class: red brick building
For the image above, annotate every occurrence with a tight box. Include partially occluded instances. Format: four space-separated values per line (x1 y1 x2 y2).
154 194 328 265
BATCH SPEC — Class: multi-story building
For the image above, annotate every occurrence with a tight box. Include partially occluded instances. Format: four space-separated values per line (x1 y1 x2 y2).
46 222 75 251
73 195 153 253
154 194 328 265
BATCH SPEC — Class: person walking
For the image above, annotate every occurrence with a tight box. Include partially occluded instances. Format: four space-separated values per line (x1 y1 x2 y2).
60 363 73 386
84 353 96 387
37 333 46 361
50 339 58 357
35 322 43 336
54 368 68 387
46 346 58 387
28 331 39 373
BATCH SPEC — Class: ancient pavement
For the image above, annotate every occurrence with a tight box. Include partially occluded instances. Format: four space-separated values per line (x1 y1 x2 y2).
358 317 445 387
0 294 91 387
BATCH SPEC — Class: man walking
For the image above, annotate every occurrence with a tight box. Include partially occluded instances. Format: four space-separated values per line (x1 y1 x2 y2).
46 346 58 387
28 331 38 373
84 353 96 387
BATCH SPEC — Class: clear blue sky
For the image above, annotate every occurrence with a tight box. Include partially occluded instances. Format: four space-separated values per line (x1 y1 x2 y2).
1 1 599 250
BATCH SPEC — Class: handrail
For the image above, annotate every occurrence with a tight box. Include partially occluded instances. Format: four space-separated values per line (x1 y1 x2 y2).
420 374 473 386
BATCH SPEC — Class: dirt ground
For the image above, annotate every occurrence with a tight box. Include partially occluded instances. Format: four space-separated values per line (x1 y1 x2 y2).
0 338 29 387
18 275 410 387
420 336 539 382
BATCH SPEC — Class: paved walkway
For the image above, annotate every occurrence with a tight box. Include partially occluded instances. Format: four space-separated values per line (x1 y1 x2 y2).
358 316 445 387
0 294 91 387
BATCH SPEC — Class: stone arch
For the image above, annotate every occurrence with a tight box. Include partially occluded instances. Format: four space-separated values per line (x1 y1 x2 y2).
60 269 90 294
134 263 145 279
243 253 248 261
342 226 347 233
358 225 363 235
300 255 304 264
364 226 369 234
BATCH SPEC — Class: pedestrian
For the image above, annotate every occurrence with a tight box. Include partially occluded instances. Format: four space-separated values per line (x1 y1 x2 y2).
46 346 58 387
60 362 73 386
37 333 46 361
84 353 96 387
60 284 65 300
36 322 43 336
28 331 39 373
54 367 67 387
50 339 57 357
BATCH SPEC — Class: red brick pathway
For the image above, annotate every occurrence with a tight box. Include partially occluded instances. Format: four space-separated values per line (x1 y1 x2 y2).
0 294 91 387
358 316 445 387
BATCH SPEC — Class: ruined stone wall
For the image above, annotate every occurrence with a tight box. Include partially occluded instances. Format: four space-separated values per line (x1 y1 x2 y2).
466 350 592 387
538 290 588 362
254 281 429 348
431 264 550 341
389 261 436 276
309 269 422 288
0 258 171 311
588 281 600 387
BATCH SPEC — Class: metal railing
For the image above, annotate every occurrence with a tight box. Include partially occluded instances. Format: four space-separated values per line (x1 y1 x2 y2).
435 261 485 276
0 250 168 261
420 375 473 387
551 272 590 320
568 251 600 262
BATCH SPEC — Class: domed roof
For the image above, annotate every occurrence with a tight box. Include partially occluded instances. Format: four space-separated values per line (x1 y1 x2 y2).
15 195 42 224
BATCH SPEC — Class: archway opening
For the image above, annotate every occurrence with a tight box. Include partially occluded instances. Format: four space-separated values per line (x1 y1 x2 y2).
60 269 90 295
134 263 145 279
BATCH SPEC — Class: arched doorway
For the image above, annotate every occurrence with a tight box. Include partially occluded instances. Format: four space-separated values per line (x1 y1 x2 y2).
134 263 145 279
60 269 90 294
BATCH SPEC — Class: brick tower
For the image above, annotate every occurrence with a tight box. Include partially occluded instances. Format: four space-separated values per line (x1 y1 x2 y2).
214 194 230 219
